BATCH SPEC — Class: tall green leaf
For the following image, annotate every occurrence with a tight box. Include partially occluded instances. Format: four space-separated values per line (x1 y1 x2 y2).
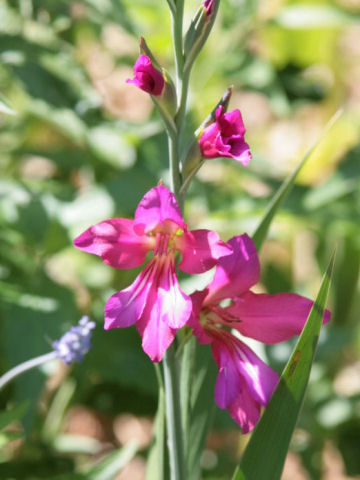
146 364 169 480
180 338 218 480
232 249 335 480
252 110 342 251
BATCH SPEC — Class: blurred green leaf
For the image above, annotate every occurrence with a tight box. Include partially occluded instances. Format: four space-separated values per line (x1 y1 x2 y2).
146 364 168 480
50 442 138 480
42 378 76 442
87 126 136 169
232 249 335 480
185 342 217 480
276 5 353 29
0 402 28 431
252 110 342 251
84 443 138 480
0 92 16 115
0 430 23 448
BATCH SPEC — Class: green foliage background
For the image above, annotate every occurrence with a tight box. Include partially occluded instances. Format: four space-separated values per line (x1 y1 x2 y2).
0 0 359 478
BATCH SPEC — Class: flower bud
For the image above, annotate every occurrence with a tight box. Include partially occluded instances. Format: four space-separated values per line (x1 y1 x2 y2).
198 106 252 165
203 0 214 16
126 54 165 96
184 0 220 73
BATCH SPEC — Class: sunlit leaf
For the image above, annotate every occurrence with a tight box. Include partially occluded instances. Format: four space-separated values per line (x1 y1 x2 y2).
0 93 16 115
276 5 351 29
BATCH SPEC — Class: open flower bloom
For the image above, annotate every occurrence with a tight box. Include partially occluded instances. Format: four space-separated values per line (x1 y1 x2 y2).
74 185 231 362
126 54 165 96
189 234 330 433
199 105 251 165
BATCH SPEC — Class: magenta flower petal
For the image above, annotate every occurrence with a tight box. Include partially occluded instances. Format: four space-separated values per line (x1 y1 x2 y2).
104 259 158 329
227 291 331 344
216 107 245 137
188 290 213 344
211 329 278 409
228 385 262 434
74 218 151 269
198 123 220 157
212 335 243 408
205 234 260 305
155 256 192 329
137 309 177 362
177 229 232 274
228 141 252 166
199 106 252 164
136 256 192 361
134 185 185 235
126 54 164 96
232 336 278 406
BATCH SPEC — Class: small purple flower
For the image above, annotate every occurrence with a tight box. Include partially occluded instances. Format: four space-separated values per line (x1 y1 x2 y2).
199 105 252 165
53 316 96 365
126 54 165 96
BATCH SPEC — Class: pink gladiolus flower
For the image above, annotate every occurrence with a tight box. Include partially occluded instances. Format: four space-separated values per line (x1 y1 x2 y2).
189 234 330 433
126 54 165 96
74 185 231 362
199 105 251 165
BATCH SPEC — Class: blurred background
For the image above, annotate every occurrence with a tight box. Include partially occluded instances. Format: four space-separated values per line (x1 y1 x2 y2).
0 0 359 478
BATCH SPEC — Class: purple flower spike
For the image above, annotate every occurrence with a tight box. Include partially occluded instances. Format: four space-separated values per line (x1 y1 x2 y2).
126 54 165 96
53 316 96 365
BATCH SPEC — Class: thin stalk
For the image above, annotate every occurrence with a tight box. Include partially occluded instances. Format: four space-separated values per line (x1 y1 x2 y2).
179 159 204 201
168 135 182 196
163 345 186 480
171 0 185 100
168 0 186 199
179 337 196 462
154 363 167 480
163 3 195 480
175 68 191 139
0 351 58 390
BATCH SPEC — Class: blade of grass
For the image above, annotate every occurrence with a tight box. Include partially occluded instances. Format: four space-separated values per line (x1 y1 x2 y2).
232 248 336 480
252 110 342 251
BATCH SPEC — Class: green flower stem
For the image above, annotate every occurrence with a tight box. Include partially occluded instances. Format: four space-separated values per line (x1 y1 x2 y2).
175 69 191 168
164 2 199 480
0 351 58 390
163 345 186 480
171 0 185 99
168 135 182 199
179 337 196 461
